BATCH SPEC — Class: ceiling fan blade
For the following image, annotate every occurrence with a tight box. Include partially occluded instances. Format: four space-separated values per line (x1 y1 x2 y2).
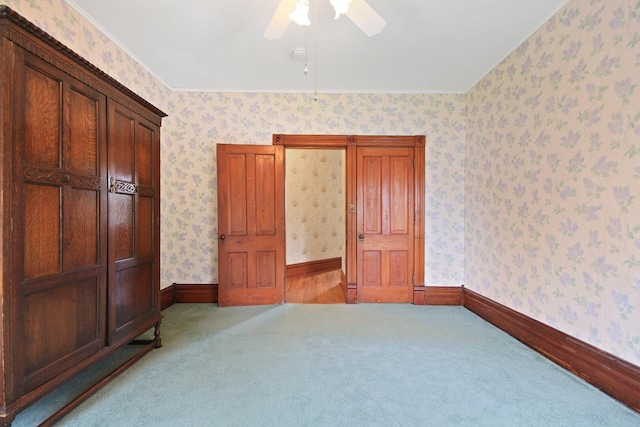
345 0 386 37
264 0 296 39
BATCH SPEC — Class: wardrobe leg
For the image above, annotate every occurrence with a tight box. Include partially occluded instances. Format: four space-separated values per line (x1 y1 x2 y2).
153 319 162 348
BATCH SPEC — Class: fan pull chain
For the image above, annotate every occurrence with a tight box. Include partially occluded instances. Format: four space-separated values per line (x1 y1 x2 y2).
313 0 318 101
303 24 309 75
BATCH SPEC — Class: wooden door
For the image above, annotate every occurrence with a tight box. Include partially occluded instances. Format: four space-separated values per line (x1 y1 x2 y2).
107 100 160 343
12 51 108 394
217 144 285 306
356 147 414 303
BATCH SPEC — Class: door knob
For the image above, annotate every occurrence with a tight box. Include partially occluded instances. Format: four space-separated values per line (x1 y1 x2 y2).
358 233 365 243
220 234 226 244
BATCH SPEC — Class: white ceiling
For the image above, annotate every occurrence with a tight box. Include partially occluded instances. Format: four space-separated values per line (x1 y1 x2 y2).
66 0 569 93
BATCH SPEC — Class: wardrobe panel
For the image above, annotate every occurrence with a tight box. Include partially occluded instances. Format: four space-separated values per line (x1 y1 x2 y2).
137 196 153 257
136 122 153 187
113 193 134 260
24 65 61 168
64 188 99 271
114 263 153 329
23 278 100 384
68 87 99 176
111 109 135 183
24 184 61 279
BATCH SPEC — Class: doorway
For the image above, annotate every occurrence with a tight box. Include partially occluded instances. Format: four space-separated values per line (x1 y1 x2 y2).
284 148 346 303
216 135 425 306
276 135 425 304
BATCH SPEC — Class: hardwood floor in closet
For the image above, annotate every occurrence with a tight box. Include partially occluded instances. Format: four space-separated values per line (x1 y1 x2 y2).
286 270 346 304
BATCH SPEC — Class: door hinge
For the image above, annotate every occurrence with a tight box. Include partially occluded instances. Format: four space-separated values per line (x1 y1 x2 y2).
413 157 416 168
10 217 13 232
412 273 415 285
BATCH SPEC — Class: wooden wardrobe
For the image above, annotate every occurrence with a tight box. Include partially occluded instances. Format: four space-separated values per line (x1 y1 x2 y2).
0 6 165 425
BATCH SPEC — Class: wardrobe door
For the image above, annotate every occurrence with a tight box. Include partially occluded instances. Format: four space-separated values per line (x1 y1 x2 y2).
13 51 108 394
108 100 160 344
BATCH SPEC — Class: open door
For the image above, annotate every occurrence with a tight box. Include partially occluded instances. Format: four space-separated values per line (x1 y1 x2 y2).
356 146 415 303
217 144 285 306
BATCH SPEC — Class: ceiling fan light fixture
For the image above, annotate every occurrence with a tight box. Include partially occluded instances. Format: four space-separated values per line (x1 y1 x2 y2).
330 0 352 19
289 0 311 26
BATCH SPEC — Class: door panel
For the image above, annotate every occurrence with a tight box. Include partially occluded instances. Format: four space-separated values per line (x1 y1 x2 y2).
357 147 414 302
217 144 285 306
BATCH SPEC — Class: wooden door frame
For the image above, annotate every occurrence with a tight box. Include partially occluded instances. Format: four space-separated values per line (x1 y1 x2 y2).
273 135 425 304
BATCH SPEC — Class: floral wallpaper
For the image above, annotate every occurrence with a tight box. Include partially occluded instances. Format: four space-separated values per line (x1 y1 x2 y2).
286 149 345 266
163 91 466 289
465 0 640 365
12 0 638 369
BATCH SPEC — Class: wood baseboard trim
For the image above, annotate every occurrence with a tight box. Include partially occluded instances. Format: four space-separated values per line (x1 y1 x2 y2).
160 285 176 310
425 286 463 305
413 285 426 305
463 288 640 413
346 283 357 304
173 283 218 304
286 257 342 278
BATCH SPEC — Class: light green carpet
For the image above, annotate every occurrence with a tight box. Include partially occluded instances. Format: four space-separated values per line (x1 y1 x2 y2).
14 304 640 426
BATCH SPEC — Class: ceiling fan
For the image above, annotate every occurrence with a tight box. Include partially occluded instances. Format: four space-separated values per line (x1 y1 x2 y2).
264 0 386 39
